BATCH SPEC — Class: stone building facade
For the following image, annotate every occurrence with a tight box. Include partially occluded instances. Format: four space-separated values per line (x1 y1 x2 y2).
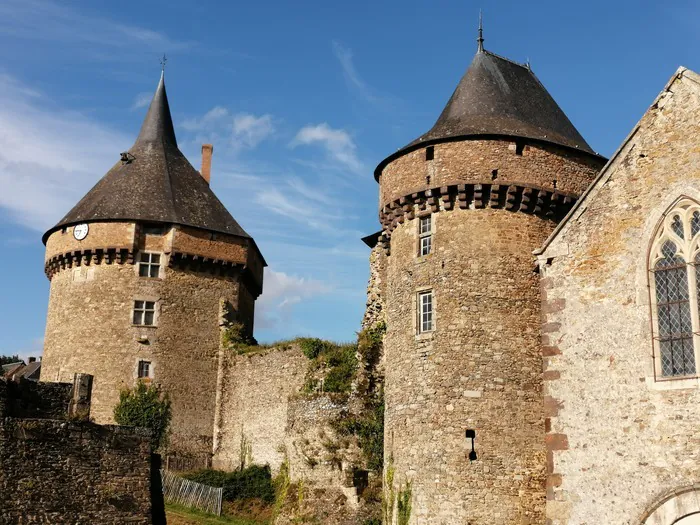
40 72 265 458
537 68 700 524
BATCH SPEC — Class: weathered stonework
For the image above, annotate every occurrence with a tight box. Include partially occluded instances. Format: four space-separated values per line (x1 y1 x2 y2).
42 221 262 457
0 377 159 524
361 243 387 330
538 68 700 524
377 136 603 524
213 345 308 472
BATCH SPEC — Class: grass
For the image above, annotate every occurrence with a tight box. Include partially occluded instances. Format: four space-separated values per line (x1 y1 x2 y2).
165 502 267 525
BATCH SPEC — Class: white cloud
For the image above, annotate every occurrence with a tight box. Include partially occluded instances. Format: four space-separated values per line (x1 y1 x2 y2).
0 73 129 231
291 123 363 174
0 0 191 54
182 108 274 151
332 40 376 103
233 114 274 149
130 92 152 111
256 269 332 330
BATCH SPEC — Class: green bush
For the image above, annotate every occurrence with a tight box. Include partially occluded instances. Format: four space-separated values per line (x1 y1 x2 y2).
113 381 171 450
335 390 384 471
183 465 275 503
297 338 332 359
323 344 358 393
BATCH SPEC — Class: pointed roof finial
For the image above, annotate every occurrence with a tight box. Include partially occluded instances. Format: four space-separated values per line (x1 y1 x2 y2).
477 10 484 53
160 54 167 72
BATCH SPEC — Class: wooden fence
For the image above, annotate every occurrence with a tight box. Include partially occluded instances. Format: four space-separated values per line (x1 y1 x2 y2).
160 469 223 516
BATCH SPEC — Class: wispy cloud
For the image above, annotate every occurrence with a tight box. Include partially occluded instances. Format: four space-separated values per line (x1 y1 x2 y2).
0 73 129 231
291 123 363 174
130 92 152 111
0 0 192 56
182 107 275 151
332 41 378 103
256 269 332 330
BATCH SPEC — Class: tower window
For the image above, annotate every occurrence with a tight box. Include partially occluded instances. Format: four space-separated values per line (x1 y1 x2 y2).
515 141 525 156
425 146 434 161
138 252 161 278
133 300 156 326
137 360 151 379
419 215 432 256
142 224 165 235
649 199 700 379
418 290 434 333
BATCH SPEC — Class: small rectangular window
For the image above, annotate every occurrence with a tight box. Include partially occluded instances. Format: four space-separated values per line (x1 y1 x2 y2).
138 252 161 278
133 300 156 326
142 224 165 235
419 215 432 256
418 290 433 333
425 146 434 161
137 360 151 379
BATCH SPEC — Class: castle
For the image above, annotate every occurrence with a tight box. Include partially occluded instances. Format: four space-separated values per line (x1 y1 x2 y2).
38 29 700 525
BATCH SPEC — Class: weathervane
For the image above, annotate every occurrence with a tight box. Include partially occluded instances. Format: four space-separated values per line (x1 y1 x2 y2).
160 54 168 72
477 10 484 53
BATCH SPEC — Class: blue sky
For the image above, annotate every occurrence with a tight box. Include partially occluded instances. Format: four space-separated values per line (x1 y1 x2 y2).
0 0 698 356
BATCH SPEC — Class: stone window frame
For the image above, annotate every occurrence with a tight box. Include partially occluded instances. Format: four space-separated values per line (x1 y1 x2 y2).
131 298 159 327
648 197 700 383
417 213 433 258
416 288 435 335
134 358 155 382
136 251 164 279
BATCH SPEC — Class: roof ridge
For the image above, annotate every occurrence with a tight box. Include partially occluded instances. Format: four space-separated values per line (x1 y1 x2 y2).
483 49 529 70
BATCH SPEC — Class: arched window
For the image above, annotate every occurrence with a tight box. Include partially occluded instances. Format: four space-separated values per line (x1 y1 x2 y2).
649 199 700 378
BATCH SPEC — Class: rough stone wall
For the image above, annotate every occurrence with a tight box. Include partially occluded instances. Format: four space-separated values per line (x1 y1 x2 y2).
45 222 136 261
5 378 72 419
378 139 601 206
0 377 158 524
0 419 153 524
361 243 387 330
379 138 602 524
42 226 247 456
213 345 308 472
539 68 700 524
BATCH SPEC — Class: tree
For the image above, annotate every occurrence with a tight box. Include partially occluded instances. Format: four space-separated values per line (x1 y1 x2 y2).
0 355 21 366
113 381 172 451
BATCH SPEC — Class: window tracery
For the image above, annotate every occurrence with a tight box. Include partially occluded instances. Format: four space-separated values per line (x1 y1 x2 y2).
649 199 700 378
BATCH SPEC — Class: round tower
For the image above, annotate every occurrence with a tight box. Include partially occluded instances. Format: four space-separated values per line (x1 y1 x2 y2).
374 38 605 523
40 73 265 463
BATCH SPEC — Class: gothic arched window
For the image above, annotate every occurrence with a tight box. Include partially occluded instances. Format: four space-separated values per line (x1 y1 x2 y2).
649 199 700 378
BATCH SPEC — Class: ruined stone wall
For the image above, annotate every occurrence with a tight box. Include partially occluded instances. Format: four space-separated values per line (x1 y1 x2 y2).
378 137 602 524
539 68 700 525
378 139 601 206
361 243 387 331
42 236 244 456
0 377 158 524
0 419 154 524
213 345 308 472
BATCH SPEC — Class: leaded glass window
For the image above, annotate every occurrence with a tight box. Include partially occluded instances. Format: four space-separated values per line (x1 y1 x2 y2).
649 198 700 378
419 215 432 257
418 290 433 333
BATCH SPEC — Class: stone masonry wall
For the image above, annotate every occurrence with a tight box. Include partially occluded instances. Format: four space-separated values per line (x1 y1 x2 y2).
213 345 307 472
0 419 153 524
379 137 602 524
42 238 243 456
361 243 387 330
539 68 700 524
378 139 602 207
0 377 157 524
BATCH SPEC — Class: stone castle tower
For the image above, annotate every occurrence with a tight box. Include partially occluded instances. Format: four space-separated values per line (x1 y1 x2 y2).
40 72 265 458
370 35 606 522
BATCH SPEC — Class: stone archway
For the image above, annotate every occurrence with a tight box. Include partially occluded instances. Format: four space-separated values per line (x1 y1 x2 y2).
642 488 700 525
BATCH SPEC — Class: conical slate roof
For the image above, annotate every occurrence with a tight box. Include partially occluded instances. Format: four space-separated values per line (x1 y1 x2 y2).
43 72 251 243
374 47 601 178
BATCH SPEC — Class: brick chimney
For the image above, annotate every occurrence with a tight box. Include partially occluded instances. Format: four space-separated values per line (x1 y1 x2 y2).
200 144 213 184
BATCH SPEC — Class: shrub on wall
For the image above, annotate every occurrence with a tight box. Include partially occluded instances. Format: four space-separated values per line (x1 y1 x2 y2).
301 340 358 394
113 381 172 451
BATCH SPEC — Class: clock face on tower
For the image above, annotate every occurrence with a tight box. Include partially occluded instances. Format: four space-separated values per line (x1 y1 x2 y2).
73 223 89 241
